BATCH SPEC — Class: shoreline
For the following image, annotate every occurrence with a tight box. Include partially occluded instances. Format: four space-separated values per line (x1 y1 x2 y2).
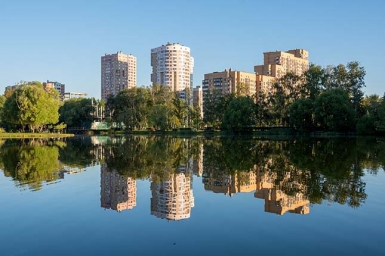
0 133 75 139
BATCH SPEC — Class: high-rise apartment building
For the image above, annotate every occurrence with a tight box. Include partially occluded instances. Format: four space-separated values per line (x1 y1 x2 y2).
101 51 136 101
151 43 194 100
254 49 309 93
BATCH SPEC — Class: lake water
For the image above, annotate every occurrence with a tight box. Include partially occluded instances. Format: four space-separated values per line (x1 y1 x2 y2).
0 136 384 255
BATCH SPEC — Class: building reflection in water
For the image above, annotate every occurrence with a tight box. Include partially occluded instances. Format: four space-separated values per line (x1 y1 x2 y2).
150 169 194 221
100 163 137 212
203 170 257 197
254 170 309 215
192 143 204 177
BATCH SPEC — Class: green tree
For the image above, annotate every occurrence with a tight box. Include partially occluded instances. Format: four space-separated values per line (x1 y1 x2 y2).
149 104 168 130
346 61 366 118
377 98 385 133
59 98 93 127
147 85 175 130
255 90 271 126
203 86 222 127
301 64 326 100
222 96 255 132
314 88 355 132
327 62 366 119
3 82 60 132
172 97 188 128
289 98 314 132
112 89 137 130
0 95 6 127
190 102 202 129
357 94 382 135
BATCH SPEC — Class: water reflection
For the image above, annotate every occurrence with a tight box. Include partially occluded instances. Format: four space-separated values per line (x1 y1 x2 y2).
1 136 385 219
0 139 63 191
203 170 256 196
254 169 310 215
100 163 137 212
151 171 194 221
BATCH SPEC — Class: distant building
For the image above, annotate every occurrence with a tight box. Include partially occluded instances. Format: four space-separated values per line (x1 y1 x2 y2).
202 68 256 96
100 163 137 212
201 69 256 118
5 85 20 91
151 43 194 101
101 51 137 102
63 92 87 101
43 80 65 98
254 49 309 94
4 84 22 95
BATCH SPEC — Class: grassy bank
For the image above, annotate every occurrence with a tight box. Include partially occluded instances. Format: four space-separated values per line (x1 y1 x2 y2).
0 133 75 139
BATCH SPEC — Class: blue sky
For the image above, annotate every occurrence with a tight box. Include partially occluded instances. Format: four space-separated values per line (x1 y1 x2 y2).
1 0 384 99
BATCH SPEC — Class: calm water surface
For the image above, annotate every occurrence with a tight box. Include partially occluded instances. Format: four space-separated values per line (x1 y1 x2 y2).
0 136 384 255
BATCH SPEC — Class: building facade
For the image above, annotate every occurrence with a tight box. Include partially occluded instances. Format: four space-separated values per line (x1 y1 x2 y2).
101 51 137 101
202 69 257 96
254 49 309 93
43 80 65 98
151 43 194 100
63 92 87 101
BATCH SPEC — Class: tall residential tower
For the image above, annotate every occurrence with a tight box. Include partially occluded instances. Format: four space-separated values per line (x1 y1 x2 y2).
151 43 194 100
101 51 137 101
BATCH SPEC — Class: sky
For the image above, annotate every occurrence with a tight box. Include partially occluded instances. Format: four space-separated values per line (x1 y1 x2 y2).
1 0 384 99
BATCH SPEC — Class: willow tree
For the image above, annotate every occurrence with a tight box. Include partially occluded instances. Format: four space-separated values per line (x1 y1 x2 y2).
2 82 61 132
0 141 61 191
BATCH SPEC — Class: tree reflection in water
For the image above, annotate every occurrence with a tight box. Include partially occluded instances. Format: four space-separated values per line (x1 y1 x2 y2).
1 136 385 216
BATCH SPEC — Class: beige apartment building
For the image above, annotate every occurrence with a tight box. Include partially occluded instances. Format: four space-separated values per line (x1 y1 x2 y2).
151 43 194 100
254 49 309 93
150 172 194 221
100 163 137 212
202 68 257 96
101 51 137 101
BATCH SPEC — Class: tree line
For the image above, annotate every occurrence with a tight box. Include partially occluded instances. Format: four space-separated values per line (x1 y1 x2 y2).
1 61 384 134
204 61 385 134
2 135 385 208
